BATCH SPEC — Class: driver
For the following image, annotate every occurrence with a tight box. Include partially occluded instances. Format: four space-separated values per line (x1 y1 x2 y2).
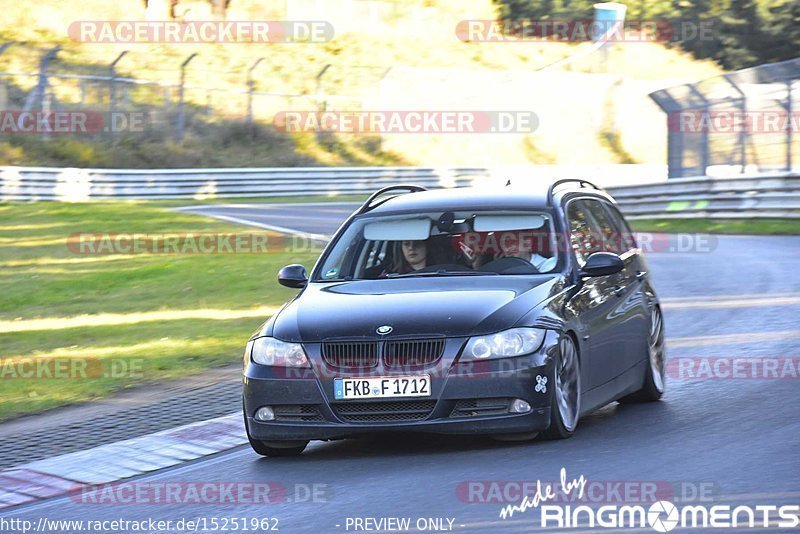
499 231 557 272
468 230 556 273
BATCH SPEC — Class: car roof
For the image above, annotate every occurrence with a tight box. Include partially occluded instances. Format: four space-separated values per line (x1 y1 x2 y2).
365 184 613 216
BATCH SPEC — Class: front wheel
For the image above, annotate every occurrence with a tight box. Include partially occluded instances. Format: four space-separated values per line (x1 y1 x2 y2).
248 437 308 457
541 334 581 440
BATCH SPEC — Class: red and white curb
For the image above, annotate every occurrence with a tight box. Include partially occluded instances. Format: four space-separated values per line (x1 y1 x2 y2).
0 412 244 509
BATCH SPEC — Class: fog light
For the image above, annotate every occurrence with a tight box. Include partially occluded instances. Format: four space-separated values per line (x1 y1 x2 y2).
510 399 532 414
255 406 275 421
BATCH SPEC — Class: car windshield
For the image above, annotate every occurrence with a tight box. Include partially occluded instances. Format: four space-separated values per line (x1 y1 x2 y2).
314 210 559 281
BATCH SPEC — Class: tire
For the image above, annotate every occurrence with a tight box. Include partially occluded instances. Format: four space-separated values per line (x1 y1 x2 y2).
541 334 581 440
243 401 309 457
620 306 666 403
490 431 539 442
247 437 308 457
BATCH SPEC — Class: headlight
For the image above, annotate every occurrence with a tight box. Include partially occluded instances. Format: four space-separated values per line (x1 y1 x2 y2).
461 328 545 361
250 337 310 368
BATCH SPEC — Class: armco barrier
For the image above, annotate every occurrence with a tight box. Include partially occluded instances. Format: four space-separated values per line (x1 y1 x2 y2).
1 166 797 219
610 174 800 219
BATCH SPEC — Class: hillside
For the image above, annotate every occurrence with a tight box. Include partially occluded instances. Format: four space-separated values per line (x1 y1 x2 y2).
0 0 724 168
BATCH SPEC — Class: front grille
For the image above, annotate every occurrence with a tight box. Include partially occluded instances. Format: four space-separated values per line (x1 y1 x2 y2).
272 405 325 422
383 339 445 368
450 398 511 418
332 400 437 423
322 341 379 368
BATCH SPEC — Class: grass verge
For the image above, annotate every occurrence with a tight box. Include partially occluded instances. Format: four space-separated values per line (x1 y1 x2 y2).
629 218 800 235
0 202 320 420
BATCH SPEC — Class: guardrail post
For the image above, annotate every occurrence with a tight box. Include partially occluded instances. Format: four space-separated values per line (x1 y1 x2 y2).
176 53 198 142
246 57 264 133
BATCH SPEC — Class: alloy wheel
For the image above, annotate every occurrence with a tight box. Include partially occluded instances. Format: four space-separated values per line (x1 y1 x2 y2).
555 336 580 432
649 306 666 393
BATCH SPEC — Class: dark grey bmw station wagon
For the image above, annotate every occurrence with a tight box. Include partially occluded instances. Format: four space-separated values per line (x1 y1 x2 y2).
242 180 665 456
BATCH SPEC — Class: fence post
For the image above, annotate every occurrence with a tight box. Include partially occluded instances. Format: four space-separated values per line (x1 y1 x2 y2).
787 80 793 172
109 51 128 136
314 64 332 143
723 74 747 174
315 64 331 112
25 45 60 139
24 45 60 112
246 57 264 132
176 52 198 142
0 43 13 111
688 86 710 175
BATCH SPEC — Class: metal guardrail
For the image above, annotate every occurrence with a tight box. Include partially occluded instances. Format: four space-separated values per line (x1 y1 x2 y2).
0 167 491 201
1 166 798 219
610 173 800 219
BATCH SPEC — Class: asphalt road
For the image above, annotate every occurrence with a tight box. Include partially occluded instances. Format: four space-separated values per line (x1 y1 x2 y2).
6 204 800 533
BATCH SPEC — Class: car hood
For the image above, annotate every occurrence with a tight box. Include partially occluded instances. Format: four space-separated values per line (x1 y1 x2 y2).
268 275 563 342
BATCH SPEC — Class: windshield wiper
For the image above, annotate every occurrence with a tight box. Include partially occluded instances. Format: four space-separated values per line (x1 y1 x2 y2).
387 270 498 279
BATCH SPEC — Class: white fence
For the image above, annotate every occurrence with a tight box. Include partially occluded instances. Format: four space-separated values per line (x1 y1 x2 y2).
1 165 798 219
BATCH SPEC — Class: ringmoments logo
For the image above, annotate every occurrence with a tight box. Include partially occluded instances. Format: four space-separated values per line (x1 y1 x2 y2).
498 469 799 531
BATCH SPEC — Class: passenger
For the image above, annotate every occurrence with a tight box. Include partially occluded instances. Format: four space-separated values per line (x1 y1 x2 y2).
393 239 428 273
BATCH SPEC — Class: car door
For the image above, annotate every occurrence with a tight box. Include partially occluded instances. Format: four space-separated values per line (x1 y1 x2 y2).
565 199 620 391
600 201 651 372
581 198 647 383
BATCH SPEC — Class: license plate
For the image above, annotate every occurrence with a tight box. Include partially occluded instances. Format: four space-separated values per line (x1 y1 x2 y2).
334 375 431 400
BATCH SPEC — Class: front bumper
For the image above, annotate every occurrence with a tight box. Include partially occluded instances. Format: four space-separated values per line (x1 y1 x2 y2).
243 332 559 441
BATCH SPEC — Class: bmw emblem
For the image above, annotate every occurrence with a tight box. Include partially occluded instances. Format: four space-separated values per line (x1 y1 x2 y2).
376 325 393 335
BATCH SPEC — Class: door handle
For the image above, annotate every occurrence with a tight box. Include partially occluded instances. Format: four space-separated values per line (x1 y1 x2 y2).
614 285 626 297
636 271 647 281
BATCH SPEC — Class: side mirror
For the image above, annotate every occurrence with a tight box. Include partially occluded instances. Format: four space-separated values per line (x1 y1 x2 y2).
278 264 308 288
579 252 624 278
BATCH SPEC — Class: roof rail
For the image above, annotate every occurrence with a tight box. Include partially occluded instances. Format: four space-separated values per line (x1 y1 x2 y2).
547 179 604 205
357 184 428 214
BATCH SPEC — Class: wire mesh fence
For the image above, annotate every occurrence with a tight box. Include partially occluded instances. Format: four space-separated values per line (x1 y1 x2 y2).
0 42 364 142
650 57 800 178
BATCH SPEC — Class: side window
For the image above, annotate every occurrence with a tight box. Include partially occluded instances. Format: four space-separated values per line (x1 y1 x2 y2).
581 199 625 254
602 203 637 252
567 200 601 266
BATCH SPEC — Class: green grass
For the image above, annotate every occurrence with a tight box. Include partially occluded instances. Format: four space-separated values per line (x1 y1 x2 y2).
151 194 370 209
0 202 320 420
629 218 800 235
